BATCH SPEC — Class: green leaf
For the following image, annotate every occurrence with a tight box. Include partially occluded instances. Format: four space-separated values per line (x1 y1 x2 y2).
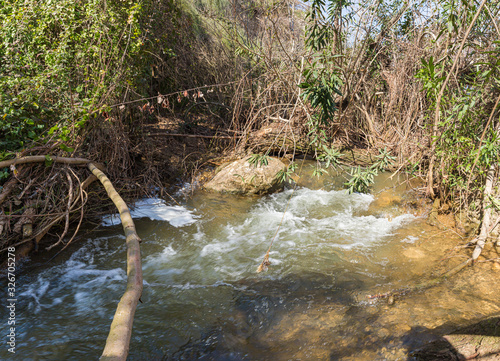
59 143 74 153
44 155 53 167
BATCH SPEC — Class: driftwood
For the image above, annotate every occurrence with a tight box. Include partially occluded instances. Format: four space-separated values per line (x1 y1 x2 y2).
0 155 142 361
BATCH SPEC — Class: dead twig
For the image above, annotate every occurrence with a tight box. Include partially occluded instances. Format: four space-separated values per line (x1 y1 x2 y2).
46 170 74 251
148 133 240 139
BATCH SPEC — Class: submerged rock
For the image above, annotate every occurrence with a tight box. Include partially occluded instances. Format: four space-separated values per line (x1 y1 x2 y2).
204 156 286 195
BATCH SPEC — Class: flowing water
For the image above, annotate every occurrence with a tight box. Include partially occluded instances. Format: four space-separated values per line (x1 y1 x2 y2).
1 169 499 360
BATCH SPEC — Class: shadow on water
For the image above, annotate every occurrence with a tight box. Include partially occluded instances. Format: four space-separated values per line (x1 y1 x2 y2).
159 272 363 361
406 316 500 361
322 314 500 361
160 314 500 361
153 269 500 361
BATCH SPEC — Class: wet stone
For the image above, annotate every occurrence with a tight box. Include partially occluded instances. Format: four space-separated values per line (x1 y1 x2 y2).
377 328 391 338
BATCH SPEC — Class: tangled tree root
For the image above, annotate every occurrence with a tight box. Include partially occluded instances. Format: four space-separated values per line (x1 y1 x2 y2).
0 155 142 361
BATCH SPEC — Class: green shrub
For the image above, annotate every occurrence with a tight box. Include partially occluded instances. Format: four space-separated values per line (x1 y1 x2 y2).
0 0 147 152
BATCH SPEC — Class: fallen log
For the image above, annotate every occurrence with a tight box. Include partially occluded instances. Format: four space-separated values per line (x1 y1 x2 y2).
89 163 143 361
0 155 91 169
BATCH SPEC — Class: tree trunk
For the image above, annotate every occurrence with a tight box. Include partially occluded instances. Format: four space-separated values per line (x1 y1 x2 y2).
472 164 496 261
0 155 91 169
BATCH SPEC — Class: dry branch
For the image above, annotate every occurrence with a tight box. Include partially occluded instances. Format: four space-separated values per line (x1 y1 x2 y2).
89 163 143 361
0 156 91 169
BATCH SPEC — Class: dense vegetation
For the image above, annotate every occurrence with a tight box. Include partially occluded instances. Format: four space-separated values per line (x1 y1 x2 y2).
0 0 499 255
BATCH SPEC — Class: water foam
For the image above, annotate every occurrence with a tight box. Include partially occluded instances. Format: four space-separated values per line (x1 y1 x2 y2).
28 188 416 309
164 187 416 282
102 198 197 227
19 238 126 316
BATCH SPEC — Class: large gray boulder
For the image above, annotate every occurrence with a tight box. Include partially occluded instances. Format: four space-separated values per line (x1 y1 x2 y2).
204 156 286 195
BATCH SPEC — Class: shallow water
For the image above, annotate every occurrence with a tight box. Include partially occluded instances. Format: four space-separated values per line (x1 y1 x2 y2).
1 168 499 360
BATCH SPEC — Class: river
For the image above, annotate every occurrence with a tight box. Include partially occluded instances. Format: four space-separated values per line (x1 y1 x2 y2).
1 168 499 360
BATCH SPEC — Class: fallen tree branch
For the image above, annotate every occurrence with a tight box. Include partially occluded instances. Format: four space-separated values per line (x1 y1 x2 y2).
148 133 241 139
1 155 142 359
0 155 91 169
88 163 143 361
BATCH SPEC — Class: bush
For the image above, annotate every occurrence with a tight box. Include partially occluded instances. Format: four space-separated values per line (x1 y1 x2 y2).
0 0 147 153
